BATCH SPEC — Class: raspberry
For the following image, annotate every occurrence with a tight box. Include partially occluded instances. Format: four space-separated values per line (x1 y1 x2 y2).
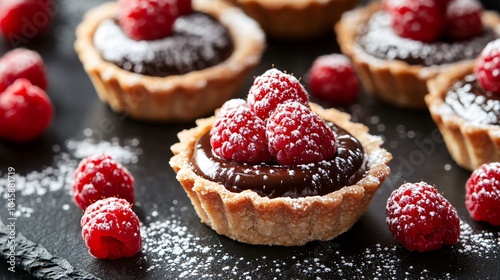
119 0 178 41
0 79 52 142
177 0 192 16
475 39 500 93
387 0 444 43
307 54 360 104
0 0 54 43
445 0 483 41
247 69 309 120
465 162 500 226
386 182 460 252
81 197 142 259
73 154 135 211
210 100 271 164
266 102 336 165
0 48 48 93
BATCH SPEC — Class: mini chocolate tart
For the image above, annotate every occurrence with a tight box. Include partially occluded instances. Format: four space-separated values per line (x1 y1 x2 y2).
75 0 265 121
227 0 358 40
426 64 500 171
336 2 500 109
170 103 391 246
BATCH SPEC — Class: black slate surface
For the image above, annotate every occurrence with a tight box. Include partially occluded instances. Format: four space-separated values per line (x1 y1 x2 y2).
1 1 500 279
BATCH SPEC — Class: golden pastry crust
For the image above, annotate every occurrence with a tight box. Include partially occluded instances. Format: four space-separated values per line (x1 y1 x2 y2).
426 65 500 171
336 2 500 109
227 0 358 40
74 0 265 122
169 103 391 246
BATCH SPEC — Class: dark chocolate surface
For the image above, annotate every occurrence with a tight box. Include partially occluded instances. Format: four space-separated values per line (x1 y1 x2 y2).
357 11 498 66
446 74 500 125
0 1 499 280
94 13 233 77
192 124 366 198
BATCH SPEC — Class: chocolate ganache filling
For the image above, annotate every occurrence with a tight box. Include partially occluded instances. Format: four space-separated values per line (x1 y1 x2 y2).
446 74 500 125
93 13 234 77
357 12 498 66
192 122 367 198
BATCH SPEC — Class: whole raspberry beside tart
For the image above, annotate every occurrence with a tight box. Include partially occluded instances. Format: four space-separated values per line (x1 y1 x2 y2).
336 0 500 109
386 182 460 252
226 0 358 40
426 39 500 170
74 0 265 121
170 69 392 246
81 197 142 259
465 162 500 226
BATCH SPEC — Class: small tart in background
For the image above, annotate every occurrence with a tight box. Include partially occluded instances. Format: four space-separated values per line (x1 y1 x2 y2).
170 102 391 246
426 64 500 171
227 0 358 40
74 0 265 122
336 2 500 109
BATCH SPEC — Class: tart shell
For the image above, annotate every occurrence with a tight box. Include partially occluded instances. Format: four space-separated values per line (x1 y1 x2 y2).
74 0 265 122
227 0 358 40
336 2 500 109
426 65 500 171
169 103 392 246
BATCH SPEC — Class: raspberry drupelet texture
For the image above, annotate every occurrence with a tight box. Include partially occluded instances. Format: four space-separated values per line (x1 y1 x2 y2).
73 154 135 211
387 0 444 43
210 100 271 163
475 39 500 93
0 48 48 93
307 54 360 104
247 68 309 120
465 162 500 226
119 0 178 41
81 197 142 259
266 101 336 165
0 78 53 142
386 182 460 252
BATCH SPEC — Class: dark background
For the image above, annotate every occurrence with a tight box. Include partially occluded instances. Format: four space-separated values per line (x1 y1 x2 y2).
1 0 500 279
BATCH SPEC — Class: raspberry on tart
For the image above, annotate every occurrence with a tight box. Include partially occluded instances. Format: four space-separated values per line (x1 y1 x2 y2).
465 162 500 226
426 39 500 170
81 197 142 259
170 69 391 246
306 53 360 104
0 79 53 142
75 0 265 121
386 182 460 252
72 154 135 211
247 69 309 121
336 0 500 109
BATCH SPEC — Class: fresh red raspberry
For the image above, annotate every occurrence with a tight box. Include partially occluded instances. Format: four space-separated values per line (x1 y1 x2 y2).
0 48 48 93
0 79 52 142
387 0 444 43
445 0 483 41
247 69 309 121
73 154 135 211
465 162 500 226
266 102 336 165
386 182 460 252
475 39 500 93
0 0 54 43
210 100 271 164
81 197 142 259
119 0 178 41
177 0 192 16
307 54 360 104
